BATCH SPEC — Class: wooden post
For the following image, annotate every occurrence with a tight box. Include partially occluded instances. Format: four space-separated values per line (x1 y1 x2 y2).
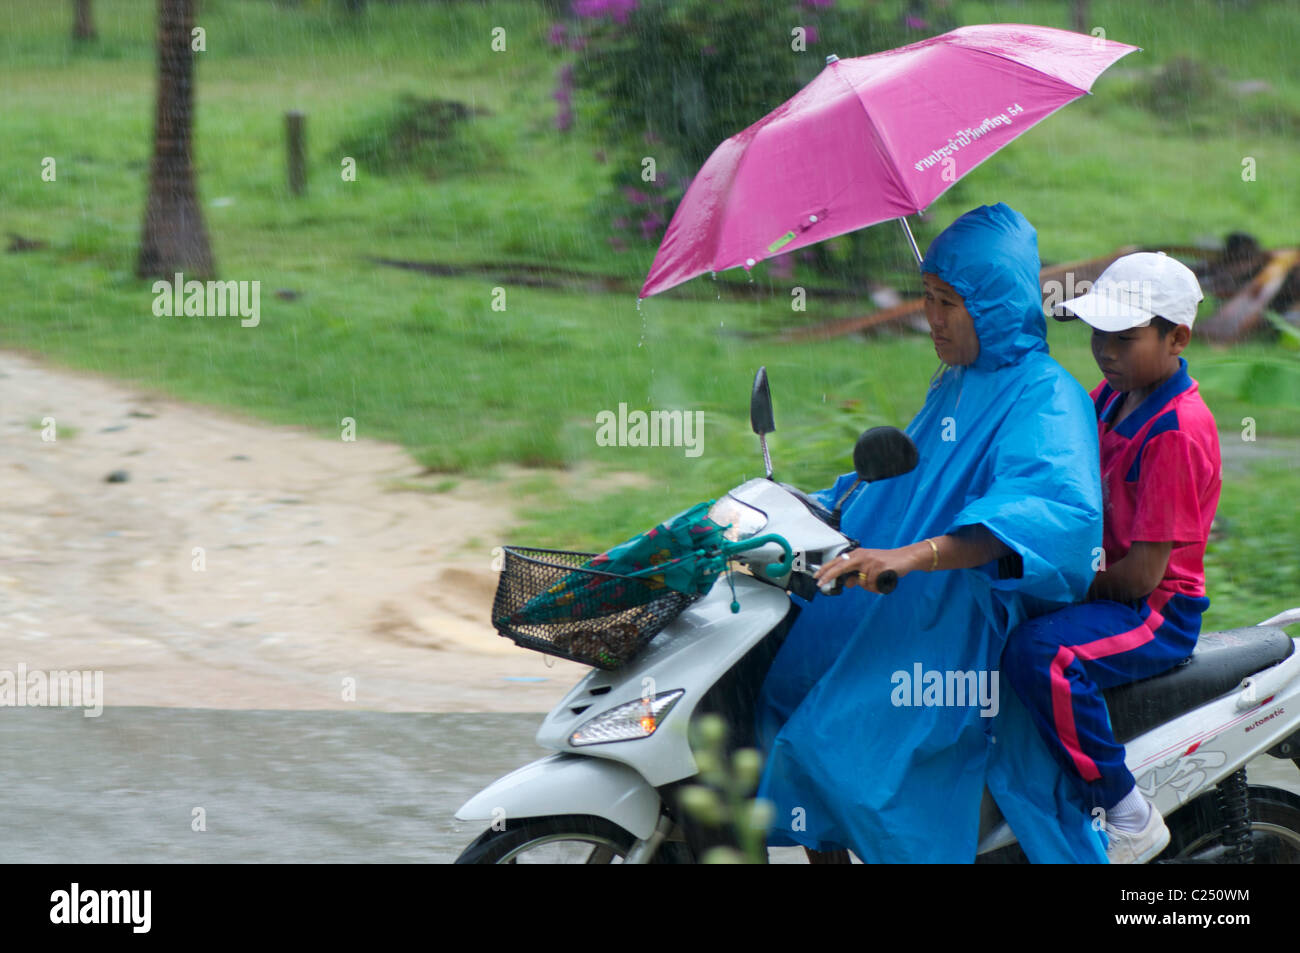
286 110 306 197
1071 0 1091 35
73 0 97 41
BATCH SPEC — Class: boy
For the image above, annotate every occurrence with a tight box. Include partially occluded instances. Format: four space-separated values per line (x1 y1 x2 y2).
1001 251 1222 864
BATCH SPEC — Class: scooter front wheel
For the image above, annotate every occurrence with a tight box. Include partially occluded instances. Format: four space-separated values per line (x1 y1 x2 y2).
455 814 642 864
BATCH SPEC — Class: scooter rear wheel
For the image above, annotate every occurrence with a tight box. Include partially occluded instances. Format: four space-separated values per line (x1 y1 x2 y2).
1163 785 1300 863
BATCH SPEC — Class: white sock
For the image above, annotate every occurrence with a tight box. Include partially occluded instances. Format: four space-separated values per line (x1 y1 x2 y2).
1106 785 1152 833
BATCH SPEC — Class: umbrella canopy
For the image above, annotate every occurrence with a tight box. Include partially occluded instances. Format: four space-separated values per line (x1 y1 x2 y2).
639 24 1139 298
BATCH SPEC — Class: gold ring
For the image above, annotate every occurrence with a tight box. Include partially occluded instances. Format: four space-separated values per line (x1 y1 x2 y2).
857 572 868 584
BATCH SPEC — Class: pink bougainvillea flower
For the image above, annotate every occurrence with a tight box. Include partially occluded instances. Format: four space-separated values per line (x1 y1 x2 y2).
552 63 574 107
639 212 665 240
572 0 638 24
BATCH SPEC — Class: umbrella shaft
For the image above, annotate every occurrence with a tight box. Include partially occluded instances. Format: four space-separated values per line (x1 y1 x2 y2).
899 217 923 268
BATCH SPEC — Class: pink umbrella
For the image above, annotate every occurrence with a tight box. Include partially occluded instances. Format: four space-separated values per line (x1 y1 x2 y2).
639 24 1139 298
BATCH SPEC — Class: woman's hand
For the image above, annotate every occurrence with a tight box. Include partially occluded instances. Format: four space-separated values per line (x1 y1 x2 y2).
812 529 1014 594
814 545 929 594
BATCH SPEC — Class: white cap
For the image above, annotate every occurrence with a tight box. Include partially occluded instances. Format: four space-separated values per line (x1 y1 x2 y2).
1058 251 1204 331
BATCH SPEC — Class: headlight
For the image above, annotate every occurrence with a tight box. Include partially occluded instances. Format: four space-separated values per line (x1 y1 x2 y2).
570 690 685 746
707 496 767 542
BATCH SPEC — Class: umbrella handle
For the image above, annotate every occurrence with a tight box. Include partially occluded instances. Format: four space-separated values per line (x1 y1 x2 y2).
718 533 794 577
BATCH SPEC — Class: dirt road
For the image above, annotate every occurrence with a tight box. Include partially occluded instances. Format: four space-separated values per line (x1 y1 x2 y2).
0 349 585 713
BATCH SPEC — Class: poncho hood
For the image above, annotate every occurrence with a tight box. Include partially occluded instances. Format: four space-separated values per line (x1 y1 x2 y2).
921 202 1047 372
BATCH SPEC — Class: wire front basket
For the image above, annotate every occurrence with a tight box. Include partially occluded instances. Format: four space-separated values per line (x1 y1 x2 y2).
492 546 700 670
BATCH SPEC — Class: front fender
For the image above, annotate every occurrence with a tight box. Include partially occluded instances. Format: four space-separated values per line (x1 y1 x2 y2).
455 754 661 840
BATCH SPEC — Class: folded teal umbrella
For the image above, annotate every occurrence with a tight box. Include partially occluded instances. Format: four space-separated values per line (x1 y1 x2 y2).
501 501 729 627
495 501 794 668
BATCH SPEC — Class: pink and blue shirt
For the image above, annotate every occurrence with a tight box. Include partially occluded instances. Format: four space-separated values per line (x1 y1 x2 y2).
1091 356 1222 607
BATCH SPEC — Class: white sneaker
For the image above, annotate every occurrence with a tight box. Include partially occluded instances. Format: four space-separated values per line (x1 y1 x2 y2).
1105 802 1170 864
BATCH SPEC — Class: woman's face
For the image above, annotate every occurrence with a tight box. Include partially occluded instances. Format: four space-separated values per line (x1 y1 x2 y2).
922 273 980 366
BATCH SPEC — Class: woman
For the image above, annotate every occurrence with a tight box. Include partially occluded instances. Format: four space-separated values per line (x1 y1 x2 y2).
755 203 1106 862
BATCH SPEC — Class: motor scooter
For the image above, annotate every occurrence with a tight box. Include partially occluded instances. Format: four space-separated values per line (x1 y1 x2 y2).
455 369 1300 863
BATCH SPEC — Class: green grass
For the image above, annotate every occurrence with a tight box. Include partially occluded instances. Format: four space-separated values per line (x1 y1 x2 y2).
1 0 1298 629
1206 458 1300 633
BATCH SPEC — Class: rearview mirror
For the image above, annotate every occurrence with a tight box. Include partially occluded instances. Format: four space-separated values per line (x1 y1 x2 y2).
750 367 775 435
853 427 919 483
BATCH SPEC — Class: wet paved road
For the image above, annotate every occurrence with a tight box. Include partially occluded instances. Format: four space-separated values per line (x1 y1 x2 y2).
2 707 1297 863
0 708 542 863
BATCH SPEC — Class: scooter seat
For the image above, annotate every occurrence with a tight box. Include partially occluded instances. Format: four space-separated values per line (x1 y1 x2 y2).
1103 627 1295 744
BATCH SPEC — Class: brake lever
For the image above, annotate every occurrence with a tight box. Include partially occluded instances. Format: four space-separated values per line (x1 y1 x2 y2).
809 563 846 596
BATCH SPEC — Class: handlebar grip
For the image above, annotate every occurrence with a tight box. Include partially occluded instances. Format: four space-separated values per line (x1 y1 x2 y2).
876 570 898 594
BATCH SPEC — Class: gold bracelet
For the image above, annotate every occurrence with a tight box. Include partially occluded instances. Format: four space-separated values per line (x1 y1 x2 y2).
924 537 939 571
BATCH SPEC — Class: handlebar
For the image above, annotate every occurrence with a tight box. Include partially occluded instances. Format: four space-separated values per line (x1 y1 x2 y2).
811 564 898 596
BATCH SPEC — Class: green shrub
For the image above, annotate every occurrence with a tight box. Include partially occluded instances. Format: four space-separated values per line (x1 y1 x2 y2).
336 94 509 179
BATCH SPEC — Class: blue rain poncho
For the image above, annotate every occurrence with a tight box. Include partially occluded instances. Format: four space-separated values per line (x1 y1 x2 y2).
755 203 1107 862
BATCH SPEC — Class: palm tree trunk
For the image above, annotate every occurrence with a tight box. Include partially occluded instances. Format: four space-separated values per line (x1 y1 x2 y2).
136 0 215 280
